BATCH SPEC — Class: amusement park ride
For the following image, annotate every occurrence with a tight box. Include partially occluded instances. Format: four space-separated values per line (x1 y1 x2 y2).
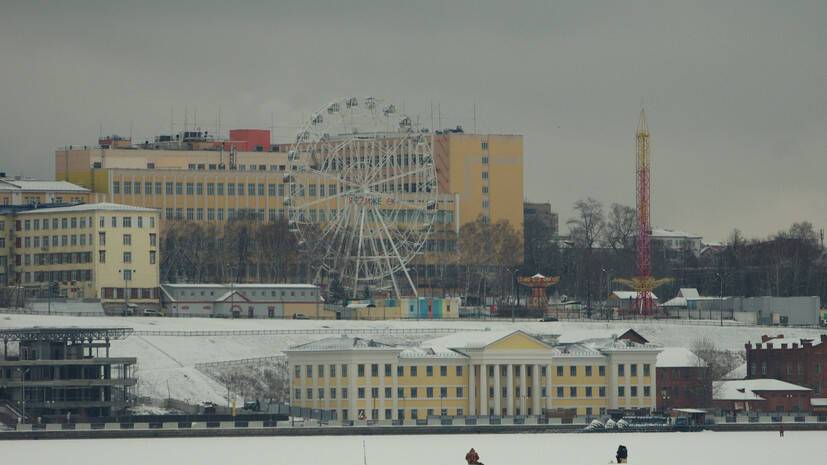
614 109 672 315
518 273 560 310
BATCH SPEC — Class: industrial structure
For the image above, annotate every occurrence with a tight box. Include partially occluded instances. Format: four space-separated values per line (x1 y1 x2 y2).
615 109 671 314
0 327 136 421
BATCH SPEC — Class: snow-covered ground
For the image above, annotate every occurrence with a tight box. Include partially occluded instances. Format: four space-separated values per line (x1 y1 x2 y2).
2 313 825 404
0 431 816 465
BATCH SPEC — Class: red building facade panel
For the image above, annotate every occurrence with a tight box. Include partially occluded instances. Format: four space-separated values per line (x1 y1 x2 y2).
656 366 711 410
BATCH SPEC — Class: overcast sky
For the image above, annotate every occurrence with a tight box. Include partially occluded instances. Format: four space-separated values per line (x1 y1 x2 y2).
2 0 826 242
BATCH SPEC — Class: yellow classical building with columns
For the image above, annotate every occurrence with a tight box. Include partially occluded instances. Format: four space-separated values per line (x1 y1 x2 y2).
285 330 660 421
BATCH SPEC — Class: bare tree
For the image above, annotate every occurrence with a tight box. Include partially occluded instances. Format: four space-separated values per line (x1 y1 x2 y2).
605 203 636 252
691 336 743 402
567 198 606 317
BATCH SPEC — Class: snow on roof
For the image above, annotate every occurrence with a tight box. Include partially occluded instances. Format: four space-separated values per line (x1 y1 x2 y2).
810 398 827 407
657 347 706 368
0 179 89 192
749 336 822 349
163 283 318 289
422 330 529 352
714 379 811 401
16 202 157 214
610 291 658 300
678 288 700 300
399 347 466 359
651 228 702 239
287 336 399 352
662 296 687 307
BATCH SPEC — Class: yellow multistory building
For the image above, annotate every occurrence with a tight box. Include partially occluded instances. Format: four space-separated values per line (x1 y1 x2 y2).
1 178 94 207
0 203 160 304
286 330 659 421
54 131 523 246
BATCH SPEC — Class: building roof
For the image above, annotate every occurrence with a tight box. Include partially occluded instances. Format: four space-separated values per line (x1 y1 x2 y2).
713 379 811 401
657 347 706 368
15 202 157 214
422 329 553 353
162 283 318 289
724 362 747 380
0 179 89 192
749 336 823 349
651 228 702 239
609 291 658 301
286 336 399 352
678 288 700 299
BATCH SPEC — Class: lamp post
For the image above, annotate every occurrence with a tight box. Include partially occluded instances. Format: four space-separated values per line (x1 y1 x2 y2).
118 269 135 316
601 268 612 321
17 367 30 422
715 272 725 325
507 267 519 323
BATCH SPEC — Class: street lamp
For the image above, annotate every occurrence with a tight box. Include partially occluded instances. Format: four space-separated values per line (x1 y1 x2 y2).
601 268 612 321
507 268 519 322
17 367 30 423
118 269 135 316
715 272 725 324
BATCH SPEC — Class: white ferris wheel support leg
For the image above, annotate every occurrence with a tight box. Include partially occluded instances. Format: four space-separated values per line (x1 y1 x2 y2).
353 205 367 294
367 205 401 300
371 203 418 298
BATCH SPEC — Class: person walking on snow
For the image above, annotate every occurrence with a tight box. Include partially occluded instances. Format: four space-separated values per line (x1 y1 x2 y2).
465 448 482 465
779 424 784 437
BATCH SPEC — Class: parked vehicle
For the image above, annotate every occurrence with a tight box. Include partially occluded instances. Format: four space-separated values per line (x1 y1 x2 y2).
292 313 309 320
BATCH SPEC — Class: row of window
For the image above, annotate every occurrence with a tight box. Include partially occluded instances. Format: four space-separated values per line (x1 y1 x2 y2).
750 362 822 376
101 287 159 299
295 386 466 401
18 234 92 249
295 363 465 379
22 269 93 283
97 250 156 265
294 363 651 379
17 215 155 232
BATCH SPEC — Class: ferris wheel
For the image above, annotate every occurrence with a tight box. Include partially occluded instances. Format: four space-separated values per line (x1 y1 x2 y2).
286 97 438 298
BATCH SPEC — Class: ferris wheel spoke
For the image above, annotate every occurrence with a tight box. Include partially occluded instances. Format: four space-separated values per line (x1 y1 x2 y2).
293 188 354 210
370 203 418 297
353 205 368 292
364 165 433 189
307 167 358 188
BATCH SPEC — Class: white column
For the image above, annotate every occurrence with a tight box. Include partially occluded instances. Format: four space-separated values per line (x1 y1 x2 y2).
379 363 386 419
479 363 487 416
519 364 527 415
546 363 553 412
365 365 373 419
506 363 514 416
493 364 501 416
312 363 319 410
348 363 357 420
392 362 399 419
532 364 541 415
468 364 476 416
324 364 331 412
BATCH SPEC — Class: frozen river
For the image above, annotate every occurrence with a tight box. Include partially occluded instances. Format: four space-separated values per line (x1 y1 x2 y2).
1 431 815 465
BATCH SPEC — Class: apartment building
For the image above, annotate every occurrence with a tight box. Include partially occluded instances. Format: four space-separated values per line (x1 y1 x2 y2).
0 178 92 207
286 330 660 421
0 203 160 303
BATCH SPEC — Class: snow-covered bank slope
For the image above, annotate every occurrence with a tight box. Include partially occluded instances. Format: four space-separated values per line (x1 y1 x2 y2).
2 313 824 403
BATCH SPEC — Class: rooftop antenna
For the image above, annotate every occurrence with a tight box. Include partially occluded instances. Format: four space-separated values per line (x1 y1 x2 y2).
129 121 133 141
473 101 477 133
184 105 188 134
217 106 222 139
429 101 434 131
437 103 442 130
170 106 174 136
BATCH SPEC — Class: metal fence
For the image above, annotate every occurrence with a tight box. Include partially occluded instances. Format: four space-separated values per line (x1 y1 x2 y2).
132 327 490 337
194 356 286 371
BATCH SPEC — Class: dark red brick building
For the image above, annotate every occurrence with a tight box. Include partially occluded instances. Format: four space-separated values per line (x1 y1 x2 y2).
745 334 827 396
656 347 712 411
713 379 812 413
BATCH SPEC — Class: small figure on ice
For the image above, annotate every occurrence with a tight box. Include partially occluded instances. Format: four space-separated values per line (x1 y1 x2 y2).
465 448 483 465
779 424 784 437
615 444 628 463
